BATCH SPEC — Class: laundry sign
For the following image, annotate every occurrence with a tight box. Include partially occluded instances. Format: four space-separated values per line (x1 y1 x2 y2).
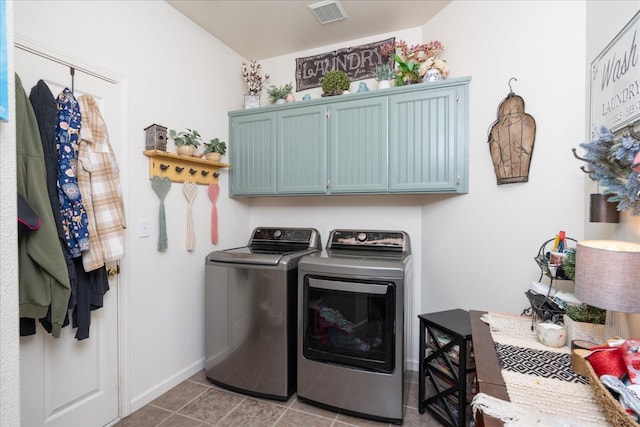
295 37 394 91
590 10 640 137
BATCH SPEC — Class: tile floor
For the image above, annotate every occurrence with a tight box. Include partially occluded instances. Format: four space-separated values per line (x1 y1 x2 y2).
116 370 444 427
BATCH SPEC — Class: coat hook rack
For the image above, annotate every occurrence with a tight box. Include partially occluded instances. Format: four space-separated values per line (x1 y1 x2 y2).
143 149 231 186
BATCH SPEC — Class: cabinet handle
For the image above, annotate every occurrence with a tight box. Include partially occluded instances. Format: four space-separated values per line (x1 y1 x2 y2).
456 96 460 103
326 180 331 189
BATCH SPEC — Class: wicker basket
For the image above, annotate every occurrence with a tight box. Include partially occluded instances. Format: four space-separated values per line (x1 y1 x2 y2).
585 360 638 426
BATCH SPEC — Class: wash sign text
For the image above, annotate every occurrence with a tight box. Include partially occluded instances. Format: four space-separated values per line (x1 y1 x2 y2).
590 10 640 136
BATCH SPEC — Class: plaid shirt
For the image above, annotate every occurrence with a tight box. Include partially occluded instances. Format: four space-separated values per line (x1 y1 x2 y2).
77 95 126 272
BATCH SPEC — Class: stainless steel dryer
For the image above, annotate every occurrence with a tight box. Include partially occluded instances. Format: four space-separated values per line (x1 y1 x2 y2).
297 229 412 424
205 227 321 401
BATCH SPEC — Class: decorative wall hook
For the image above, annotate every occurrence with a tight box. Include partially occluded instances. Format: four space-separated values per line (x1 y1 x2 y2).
160 163 169 170
572 148 595 178
508 77 517 95
189 168 197 175
201 171 210 177
213 172 220 178
175 166 184 173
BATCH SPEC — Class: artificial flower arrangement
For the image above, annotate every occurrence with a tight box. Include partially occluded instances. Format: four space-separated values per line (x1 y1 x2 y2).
241 59 270 94
380 39 448 86
578 126 640 215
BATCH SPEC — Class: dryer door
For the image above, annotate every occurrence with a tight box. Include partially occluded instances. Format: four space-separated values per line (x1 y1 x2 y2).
302 276 395 373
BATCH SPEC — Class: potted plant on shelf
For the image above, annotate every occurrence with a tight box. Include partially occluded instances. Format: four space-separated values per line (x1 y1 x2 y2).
203 138 227 162
321 70 350 97
169 128 202 156
266 82 293 104
374 64 394 89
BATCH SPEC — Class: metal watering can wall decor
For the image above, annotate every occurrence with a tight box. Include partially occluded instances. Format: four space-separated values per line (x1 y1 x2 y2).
487 78 537 184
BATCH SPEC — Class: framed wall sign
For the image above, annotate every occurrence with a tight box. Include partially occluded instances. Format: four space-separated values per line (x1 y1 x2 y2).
590 10 640 138
295 37 394 91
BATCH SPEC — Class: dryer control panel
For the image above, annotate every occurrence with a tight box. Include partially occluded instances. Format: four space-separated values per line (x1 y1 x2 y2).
327 229 410 253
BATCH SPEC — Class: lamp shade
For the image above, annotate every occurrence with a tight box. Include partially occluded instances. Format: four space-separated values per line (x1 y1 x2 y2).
574 240 640 313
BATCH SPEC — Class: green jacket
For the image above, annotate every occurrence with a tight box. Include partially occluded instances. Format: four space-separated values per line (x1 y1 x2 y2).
15 74 70 338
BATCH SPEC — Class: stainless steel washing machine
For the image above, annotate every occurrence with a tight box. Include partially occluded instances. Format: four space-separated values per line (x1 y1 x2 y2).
297 229 413 424
205 227 321 401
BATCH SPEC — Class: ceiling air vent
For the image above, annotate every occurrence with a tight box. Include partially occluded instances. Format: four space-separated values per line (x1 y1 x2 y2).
308 0 347 24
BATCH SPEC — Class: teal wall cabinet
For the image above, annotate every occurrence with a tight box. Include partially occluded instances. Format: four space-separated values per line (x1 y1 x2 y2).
228 77 470 197
328 97 388 194
229 110 277 196
276 104 327 194
389 83 469 193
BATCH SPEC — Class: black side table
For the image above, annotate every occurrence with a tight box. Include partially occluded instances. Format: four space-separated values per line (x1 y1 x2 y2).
418 309 476 427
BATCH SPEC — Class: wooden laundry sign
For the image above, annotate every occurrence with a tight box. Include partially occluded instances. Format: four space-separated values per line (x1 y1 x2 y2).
295 37 394 91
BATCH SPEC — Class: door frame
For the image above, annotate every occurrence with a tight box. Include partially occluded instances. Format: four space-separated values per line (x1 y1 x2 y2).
14 33 131 419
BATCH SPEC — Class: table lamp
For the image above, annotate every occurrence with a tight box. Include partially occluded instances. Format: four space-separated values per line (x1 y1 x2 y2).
574 240 640 340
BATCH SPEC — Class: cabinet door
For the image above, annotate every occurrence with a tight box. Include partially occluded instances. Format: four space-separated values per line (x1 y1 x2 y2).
328 97 388 193
229 111 277 196
389 86 467 193
277 105 327 194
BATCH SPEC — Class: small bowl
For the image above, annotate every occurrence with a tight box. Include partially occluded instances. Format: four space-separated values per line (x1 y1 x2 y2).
535 322 566 348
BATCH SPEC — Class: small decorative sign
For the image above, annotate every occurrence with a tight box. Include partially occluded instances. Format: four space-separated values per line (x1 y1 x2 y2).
590 10 640 137
295 37 394 91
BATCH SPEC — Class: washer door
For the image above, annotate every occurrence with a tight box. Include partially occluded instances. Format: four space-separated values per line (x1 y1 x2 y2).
302 276 395 373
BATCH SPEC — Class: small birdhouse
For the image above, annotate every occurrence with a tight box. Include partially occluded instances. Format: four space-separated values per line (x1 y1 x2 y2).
144 124 168 151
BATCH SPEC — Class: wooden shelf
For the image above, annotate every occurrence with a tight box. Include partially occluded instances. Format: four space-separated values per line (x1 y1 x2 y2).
143 150 231 186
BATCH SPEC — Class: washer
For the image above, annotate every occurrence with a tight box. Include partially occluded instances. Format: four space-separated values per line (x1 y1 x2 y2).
204 227 321 401
297 229 412 424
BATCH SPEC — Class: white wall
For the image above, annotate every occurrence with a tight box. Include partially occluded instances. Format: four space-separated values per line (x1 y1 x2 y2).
12 0 251 413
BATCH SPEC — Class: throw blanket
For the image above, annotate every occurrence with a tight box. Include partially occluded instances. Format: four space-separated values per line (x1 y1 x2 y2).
472 312 610 426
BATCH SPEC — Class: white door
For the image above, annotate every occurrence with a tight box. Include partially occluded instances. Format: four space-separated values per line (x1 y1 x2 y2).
16 47 121 427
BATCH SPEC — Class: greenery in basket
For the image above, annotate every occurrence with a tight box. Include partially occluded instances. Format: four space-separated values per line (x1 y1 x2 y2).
562 248 576 281
564 304 606 325
374 64 394 82
321 70 350 96
266 82 293 103
203 138 226 155
169 128 202 147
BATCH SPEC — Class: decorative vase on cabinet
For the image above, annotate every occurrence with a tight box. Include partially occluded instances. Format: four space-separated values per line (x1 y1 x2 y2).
425 69 443 82
244 93 260 109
